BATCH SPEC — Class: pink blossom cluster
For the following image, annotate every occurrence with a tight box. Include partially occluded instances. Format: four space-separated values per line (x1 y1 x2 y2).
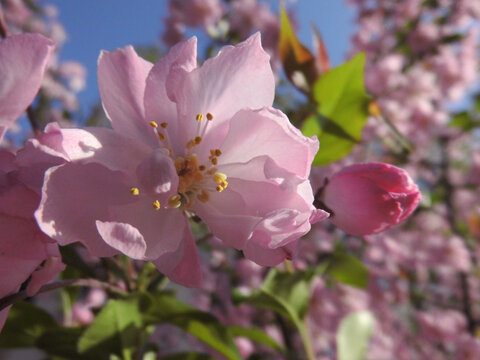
162 0 280 65
349 0 480 143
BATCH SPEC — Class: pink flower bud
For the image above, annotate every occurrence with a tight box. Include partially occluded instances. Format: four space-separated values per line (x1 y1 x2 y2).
321 163 421 236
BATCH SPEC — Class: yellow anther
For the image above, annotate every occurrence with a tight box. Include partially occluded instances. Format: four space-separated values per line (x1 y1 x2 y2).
214 149 222 157
149 121 158 128
211 157 218 165
206 112 213 120
199 165 206 171
196 113 203 121
221 180 228 189
152 200 161 210
197 190 210 203
368 101 382 117
158 131 166 141
130 187 139 195
160 122 168 128
168 195 182 208
213 172 227 183
194 136 202 144
216 185 225 192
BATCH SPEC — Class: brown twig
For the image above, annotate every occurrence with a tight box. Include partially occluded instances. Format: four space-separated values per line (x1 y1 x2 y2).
438 135 476 334
0 278 127 311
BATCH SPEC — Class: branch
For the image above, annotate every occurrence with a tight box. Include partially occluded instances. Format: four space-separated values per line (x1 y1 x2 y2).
0 279 127 311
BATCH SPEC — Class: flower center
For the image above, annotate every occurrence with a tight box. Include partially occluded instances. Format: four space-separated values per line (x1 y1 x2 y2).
131 113 229 211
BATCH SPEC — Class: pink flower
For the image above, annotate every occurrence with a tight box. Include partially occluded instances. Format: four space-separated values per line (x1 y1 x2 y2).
0 145 65 333
320 162 421 236
35 34 327 287
0 33 54 142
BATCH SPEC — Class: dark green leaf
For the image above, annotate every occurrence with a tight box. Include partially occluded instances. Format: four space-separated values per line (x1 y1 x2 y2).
36 327 88 359
326 251 369 289
0 301 58 348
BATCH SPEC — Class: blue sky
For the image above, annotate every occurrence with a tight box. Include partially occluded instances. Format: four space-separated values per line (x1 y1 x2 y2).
49 1 355 116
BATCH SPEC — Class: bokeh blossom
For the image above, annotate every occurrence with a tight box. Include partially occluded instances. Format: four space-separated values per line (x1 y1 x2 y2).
0 33 53 141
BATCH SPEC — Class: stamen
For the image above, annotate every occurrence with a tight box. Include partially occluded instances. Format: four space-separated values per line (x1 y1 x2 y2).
214 149 222 157
194 136 202 144
206 112 213 121
197 190 210 202
196 113 203 121
216 184 225 192
168 195 182 208
211 157 218 165
199 165 206 171
160 122 168 128
149 121 158 128
221 181 228 189
213 172 227 183
152 200 161 210
206 167 218 175
158 131 166 141
130 187 139 195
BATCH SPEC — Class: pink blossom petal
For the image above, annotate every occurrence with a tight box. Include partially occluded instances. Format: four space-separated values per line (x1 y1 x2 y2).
195 156 317 261
35 162 134 256
153 222 203 287
144 37 197 155
0 183 38 219
243 237 298 266
0 306 10 333
168 33 274 147
0 34 54 142
136 148 178 200
96 221 147 260
107 201 187 260
98 46 157 147
0 255 39 298
219 108 318 178
18 126 151 178
26 256 65 296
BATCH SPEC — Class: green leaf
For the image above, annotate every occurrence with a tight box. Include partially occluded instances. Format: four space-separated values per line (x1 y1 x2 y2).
141 292 241 360
326 251 369 289
0 301 59 348
449 111 478 131
78 296 143 358
36 327 88 359
337 311 375 360
229 326 285 353
233 268 314 325
232 268 319 359
159 353 216 360
305 53 369 165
